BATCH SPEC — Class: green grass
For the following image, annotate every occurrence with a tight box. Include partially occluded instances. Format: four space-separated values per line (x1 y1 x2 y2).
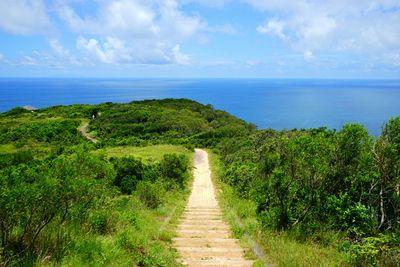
97 145 192 162
0 144 16 153
55 194 188 267
207 150 350 267
0 141 52 155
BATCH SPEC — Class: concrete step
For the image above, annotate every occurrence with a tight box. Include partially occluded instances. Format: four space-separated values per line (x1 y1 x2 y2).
176 247 244 253
177 224 229 231
185 207 220 211
179 250 248 259
176 231 231 239
182 215 223 220
184 209 222 213
177 229 230 235
173 237 240 247
182 214 222 217
181 258 254 267
178 220 227 226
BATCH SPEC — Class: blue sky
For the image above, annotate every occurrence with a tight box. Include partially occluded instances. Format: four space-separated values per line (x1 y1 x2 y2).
0 0 399 78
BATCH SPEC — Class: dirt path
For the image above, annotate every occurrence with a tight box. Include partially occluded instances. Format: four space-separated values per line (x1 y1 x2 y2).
78 123 98 143
174 149 253 267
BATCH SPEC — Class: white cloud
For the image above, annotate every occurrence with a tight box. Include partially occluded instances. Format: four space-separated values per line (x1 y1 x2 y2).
251 0 400 58
76 36 189 65
391 53 400 66
0 0 52 35
257 20 286 40
180 0 232 8
171 45 190 65
49 39 81 65
50 39 69 57
77 37 133 64
102 0 158 38
303 50 314 60
20 56 37 65
56 4 98 33
58 0 205 65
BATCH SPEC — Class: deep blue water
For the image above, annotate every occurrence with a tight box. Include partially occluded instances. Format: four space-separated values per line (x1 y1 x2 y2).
1 78 400 136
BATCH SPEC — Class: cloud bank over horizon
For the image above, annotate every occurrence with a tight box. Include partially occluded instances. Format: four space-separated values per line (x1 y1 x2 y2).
0 0 399 78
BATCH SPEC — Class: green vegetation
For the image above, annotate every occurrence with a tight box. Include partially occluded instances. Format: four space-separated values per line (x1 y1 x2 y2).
0 144 191 266
208 150 349 266
88 99 254 147
98 144 191 162
1 98 399 266
216 121 400 266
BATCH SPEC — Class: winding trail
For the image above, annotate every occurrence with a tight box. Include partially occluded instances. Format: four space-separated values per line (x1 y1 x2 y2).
78 122 98 143
174 149 253 267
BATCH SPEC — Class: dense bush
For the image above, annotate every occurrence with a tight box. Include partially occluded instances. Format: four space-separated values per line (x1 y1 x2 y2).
350 234 400 266
0 146 114 263
219 118 400 265
89 99 253 147
0 120 83 145
0 150 34 168
111 156 145 194
160 154 189 188
136 180 165 209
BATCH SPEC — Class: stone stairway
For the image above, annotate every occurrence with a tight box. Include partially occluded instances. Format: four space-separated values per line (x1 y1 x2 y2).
173 149 253 267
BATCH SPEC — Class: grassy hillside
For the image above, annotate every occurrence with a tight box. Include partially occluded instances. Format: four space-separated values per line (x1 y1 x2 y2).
1 99 399 266
0 99 252 266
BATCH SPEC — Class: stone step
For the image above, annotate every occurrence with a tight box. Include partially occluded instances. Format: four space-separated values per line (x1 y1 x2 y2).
177 229 230 234
184 208 222 212
173 237 240 247
177 221 227 227
186 207 219 210
182 214 222 217
179 250 247 259
182 212 222 218
179 217 225 222
176 247 244 253
181 259 254 267
177 224 229 231
177 231 231 239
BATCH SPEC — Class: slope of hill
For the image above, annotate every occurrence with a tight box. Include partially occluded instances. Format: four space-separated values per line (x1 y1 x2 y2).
0 99 399 266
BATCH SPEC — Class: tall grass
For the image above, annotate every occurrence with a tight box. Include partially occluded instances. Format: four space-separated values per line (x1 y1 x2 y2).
52 188 189 266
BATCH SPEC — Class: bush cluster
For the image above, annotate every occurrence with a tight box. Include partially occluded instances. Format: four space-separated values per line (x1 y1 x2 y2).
219 118 400 265
0 146 190 265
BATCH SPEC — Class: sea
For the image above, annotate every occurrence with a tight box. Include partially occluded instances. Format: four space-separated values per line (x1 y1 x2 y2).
1 78 399 136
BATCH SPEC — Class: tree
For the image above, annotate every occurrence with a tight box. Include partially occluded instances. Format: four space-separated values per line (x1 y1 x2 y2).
374 117 400 231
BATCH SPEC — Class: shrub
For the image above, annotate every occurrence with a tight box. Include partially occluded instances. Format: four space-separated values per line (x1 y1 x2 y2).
111 156 144 194
0 150 34 168
225 161 257 199
160 154 189 188
0 149 114 264
350 235 400 266
90 212 110 235
136 180 165 209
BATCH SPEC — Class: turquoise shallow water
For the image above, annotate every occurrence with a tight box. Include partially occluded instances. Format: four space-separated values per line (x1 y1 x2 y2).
1 78 399 136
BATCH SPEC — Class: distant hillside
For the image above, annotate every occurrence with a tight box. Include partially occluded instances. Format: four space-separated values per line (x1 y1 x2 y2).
0 98 255 152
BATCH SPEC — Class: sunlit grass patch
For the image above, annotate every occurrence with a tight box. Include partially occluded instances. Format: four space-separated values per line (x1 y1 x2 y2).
0 143 16 153
98 144 192 162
